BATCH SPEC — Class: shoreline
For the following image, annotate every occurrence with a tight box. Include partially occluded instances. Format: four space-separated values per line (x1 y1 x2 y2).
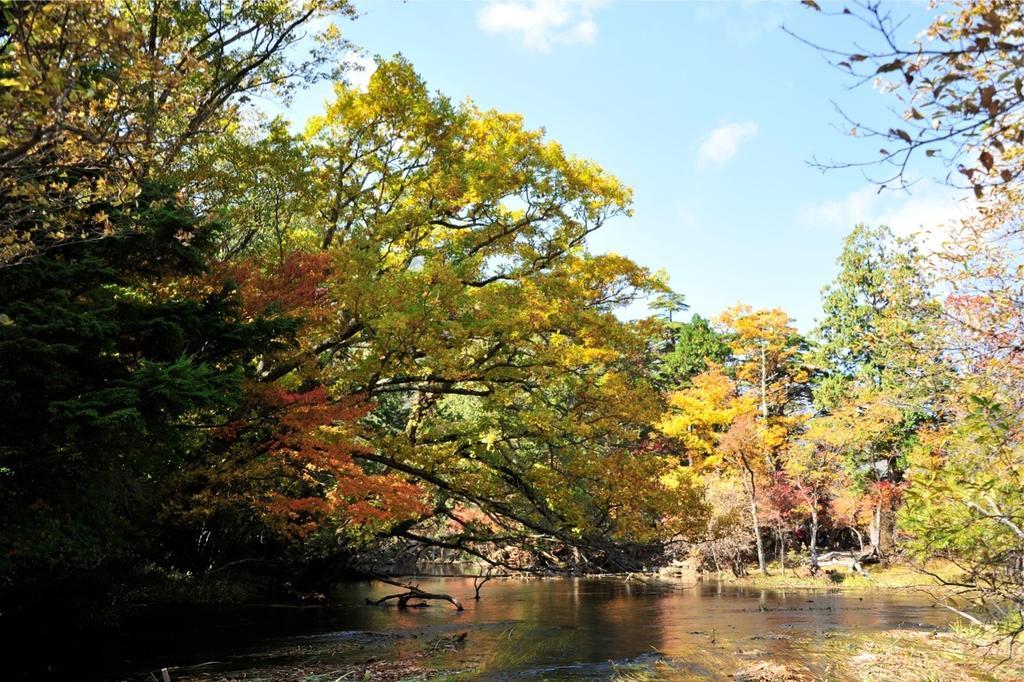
386 559 963 595
709 560 961 592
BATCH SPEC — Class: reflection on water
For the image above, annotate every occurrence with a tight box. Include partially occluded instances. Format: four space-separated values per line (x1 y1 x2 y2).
16 577 950 680
336 577 948 678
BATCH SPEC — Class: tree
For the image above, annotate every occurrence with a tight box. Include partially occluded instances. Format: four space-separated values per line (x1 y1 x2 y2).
659 364 752 466
717 412 774 574
893 186 1024 636
159 251 434 573
660 303 809 576
814 224 943 410
831 485 873 552
203 58 707 572
901 396 1024 640
715 306 810 573
0 184 292 614
655 313 732 388
716 305 809 422
762 472 803 574
659 365 771 573
696 474 756 577
0 0 353 263
801 0 1024 634
794 0 1024 194
812 223 945 556
194 118 314 261
650 290 690 323
788 411 872 570
939 186 1024 397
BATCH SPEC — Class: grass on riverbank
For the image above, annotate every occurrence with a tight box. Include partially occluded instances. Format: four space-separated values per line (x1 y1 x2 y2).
813 626 1024 682
609 627 1024 682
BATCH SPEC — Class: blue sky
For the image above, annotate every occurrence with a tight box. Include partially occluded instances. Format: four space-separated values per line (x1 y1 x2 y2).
280 0 969 330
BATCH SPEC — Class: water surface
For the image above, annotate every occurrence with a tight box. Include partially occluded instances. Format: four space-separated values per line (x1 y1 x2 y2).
19 577 950 680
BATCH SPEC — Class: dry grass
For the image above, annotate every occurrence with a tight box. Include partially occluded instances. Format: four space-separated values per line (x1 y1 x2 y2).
818 628 1024 682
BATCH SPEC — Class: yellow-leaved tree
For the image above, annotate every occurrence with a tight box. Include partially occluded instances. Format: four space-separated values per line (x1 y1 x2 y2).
0 0 352 263
659 364 772 573
186 57 710 572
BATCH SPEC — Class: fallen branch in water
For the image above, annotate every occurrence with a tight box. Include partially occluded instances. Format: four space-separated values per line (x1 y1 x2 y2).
473 571 492 599
366 576 464 611
938 601 985 626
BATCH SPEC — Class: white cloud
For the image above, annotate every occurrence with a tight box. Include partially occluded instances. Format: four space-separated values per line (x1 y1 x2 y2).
797 181 975 250
345 53 377 91
696 121 760 167
476 0 608 52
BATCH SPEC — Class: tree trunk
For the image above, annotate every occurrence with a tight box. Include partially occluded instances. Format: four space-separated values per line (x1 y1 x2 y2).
732 551 745 577
744 473 767 575
777 527 785 576
809 502 820 573
759 342 769 420
869 500 883 557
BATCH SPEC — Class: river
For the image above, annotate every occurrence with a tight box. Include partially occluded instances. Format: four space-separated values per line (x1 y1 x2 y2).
15 577 951 680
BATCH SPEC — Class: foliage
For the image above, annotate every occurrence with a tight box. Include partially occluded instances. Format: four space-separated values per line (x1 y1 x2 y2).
0 184 291 610
716 304 810 422
0 0 352 263
178 57 708 571
813 224 944 412
195 118 314 260
805 0 1024 634
901 396 1024 634
659 364 773 572
659 364 754 465
785 413 861 567
810 223 946 557
649 290 690 322
796 0 1024 194
895 187 1024 633
654 313 732 387
12 0 1024 648
0 7 716 618
691 474 753 576
939 185 1024 396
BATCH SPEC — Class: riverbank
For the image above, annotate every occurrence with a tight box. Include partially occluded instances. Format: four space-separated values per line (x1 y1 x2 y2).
712 559 963 592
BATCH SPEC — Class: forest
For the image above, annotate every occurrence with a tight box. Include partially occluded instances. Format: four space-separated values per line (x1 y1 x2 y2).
2 0 1024 679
